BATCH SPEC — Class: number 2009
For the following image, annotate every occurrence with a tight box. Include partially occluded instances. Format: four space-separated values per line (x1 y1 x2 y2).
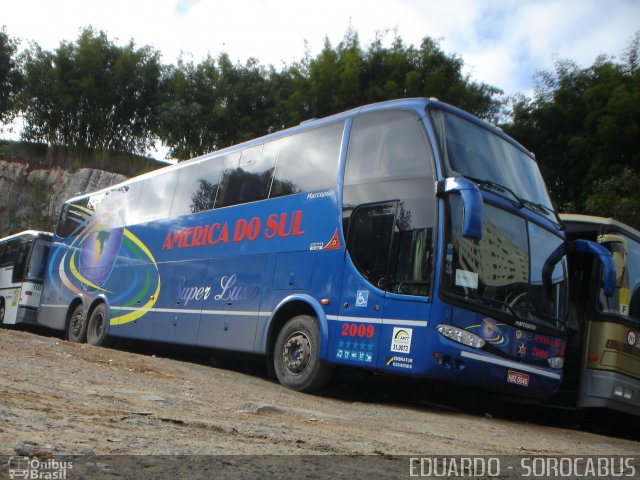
341 323 375 338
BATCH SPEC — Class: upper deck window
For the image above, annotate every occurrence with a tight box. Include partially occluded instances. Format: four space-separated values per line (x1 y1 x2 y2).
270 121 344 197
345 110 433 185
429 109 553 209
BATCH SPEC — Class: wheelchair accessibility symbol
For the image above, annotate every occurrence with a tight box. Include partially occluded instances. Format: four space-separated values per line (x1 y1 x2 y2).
355 290 369 307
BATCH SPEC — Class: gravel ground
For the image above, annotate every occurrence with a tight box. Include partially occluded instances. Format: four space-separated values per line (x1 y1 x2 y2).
1 327 639 479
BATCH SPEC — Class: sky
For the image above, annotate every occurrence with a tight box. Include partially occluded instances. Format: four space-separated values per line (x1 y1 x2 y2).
2 0 639 159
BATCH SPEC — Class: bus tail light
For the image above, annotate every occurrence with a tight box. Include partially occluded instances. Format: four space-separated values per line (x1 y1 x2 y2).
437 324 485 349
25 291 33 296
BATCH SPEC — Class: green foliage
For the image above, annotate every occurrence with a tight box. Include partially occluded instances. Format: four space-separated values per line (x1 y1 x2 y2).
157 54 276 159
584 168 640 230
0 26 21 126
18 27 162 154
299 31 502 121
503 31 640 221
157 29 502 159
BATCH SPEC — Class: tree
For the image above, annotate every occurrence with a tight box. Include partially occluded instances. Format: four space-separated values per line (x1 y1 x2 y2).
19 27 161 154
503 32 640 216
0 26 21 127
157 53 276 160
584 168 640 230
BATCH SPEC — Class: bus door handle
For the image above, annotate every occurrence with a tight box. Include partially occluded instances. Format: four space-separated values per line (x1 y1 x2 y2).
373 305 380 312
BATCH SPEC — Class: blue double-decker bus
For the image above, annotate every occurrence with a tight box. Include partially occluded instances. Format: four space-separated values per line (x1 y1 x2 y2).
38 98 592 398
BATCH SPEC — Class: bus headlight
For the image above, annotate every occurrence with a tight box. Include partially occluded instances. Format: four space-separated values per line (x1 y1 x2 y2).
437 324 486 349
547 357 564 369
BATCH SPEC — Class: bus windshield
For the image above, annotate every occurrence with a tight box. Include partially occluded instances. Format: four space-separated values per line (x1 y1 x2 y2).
598 233 640 324
443 195 568 328
429 109 554 210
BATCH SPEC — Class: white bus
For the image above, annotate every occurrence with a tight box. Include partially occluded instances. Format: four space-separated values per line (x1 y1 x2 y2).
0 230 52 325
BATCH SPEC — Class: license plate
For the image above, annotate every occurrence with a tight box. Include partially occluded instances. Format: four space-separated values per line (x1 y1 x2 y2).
507 370 529 387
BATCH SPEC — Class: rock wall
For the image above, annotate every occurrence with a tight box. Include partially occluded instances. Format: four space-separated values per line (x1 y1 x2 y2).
0 159 127 237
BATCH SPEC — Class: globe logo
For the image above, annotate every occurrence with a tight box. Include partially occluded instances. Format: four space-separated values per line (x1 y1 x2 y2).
77 228 123 289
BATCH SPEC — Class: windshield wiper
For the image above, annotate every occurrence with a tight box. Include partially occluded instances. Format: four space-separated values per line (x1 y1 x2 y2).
462 175 564 228
462 293 523 321
461 175 525 209
521 199 564 229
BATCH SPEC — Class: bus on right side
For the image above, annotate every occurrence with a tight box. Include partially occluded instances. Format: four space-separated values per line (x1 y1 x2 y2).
560 214 640 416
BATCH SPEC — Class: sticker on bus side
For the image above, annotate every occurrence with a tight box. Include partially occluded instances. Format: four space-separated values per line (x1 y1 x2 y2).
455 269 478 289
391 327 412 354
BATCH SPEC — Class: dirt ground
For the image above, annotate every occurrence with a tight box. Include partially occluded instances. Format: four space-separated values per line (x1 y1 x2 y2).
1 327 639 479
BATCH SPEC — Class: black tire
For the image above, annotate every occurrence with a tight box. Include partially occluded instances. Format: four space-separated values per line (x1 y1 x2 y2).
0 299 5 325
87 303 112 347
66 304 87 343
273 315 332 392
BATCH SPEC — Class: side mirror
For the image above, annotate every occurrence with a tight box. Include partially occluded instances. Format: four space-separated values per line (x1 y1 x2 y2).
598 234 627 289
543 239 616 297
437 177 484 240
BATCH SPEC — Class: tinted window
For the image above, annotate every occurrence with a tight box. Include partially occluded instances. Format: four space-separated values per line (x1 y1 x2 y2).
391 226 433 296
216 143 277 208
270 121 344 197
345 110 433 186
348 202 397 289
430 109 553 209
443 196 567 324
343 110 436 297
56 198 91 238
171 154 228 216
26 239 50 282
127 172 178 225
1 240 19 266
12 241 30 283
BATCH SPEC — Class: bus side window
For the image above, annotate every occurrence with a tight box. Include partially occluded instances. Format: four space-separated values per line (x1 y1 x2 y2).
347 202 397 289
345 110 433 185
343 110 436 297
390 226 433 296
216 143 276 208
13 241 29 283
270 121 344 198
56 198 91 238
171 156 225 216
131 171 179 224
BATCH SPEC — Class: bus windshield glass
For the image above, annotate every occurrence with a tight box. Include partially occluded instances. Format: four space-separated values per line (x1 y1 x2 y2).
444 197 568 327
599 234 640 323
429 109 554 210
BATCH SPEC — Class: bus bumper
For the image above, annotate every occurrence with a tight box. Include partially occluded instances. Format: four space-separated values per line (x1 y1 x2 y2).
579 369 640 416
15 306 39 325
425 346 562 401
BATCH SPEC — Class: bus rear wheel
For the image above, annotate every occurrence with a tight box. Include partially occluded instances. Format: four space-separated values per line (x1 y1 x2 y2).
273 315 332 392
66 304 87 343
87 304 111 347
0 299 5 325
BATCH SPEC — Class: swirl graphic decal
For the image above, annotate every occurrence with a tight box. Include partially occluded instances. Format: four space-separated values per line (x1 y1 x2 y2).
57 200 161 326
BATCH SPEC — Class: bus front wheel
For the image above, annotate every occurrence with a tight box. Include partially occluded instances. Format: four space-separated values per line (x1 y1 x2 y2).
273 315 332 392
66 304 87 343
87 304 112 347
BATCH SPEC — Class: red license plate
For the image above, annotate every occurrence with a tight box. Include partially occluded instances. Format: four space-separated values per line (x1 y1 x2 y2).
507 370 529 387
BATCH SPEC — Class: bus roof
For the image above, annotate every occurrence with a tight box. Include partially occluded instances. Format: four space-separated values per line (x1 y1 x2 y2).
60 97 527 206
0 230 53 244
560 213 640 240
